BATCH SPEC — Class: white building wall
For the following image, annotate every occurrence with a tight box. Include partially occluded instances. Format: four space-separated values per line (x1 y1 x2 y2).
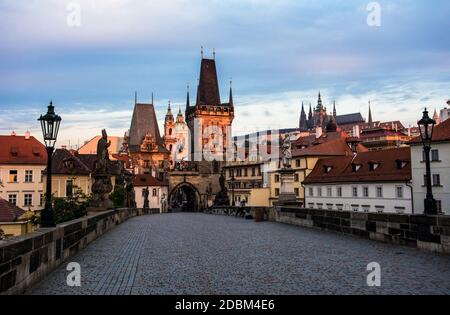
0 164 45 211
304 182 412 213
411 143 450 214
135 186 169 212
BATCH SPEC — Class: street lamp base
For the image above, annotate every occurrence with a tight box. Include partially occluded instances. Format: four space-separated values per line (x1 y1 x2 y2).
424 198 438 215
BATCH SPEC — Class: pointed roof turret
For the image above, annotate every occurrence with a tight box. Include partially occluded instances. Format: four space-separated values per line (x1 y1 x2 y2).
165 101 173 122
299 101 308 131
229 80 233 107
196 58 221 106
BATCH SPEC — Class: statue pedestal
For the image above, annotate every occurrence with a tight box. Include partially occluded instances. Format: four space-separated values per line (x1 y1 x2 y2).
274 167 302 207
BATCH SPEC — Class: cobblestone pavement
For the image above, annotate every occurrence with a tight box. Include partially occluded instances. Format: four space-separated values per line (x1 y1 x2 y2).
28 213 450 295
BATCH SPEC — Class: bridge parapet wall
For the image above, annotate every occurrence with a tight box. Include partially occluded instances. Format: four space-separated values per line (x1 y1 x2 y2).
0 208 147 294
276 207 450 255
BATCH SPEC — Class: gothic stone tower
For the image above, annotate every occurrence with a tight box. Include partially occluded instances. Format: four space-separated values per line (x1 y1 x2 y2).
185 57 234 162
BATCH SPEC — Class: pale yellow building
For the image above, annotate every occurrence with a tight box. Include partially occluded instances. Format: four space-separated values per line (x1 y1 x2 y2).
0 133 47 211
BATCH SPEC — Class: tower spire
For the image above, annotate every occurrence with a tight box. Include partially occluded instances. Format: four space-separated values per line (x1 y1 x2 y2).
299 101 308 131
186 84 190 111
333 100 336 117
213 48 216 60
317 91 322 110
229 79 233 107
201 46 204 59
368 101 373 127
135 91 137 105
151 92 154 105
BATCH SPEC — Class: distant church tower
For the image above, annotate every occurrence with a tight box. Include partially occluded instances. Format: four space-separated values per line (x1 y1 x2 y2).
163 101 176 167
313 92 328 130
185 55 234 161
299 102 308 131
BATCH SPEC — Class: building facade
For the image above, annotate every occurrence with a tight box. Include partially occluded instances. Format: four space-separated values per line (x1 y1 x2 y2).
133 174 169 212
0 133 47 211
410 118 450 214
303 147 413 213
163 103 189 169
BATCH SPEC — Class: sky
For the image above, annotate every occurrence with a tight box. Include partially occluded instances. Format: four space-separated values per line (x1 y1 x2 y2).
0 0 449 147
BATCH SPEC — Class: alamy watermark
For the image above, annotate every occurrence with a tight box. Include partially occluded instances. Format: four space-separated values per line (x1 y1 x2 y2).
66 262 81 287
367 2 381 27
366 262 381 286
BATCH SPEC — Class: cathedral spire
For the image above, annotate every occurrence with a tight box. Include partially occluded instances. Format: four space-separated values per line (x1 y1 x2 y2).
368 101 373 127
186 84 190 111
151 92 154 105
333 100 337 117
135 91 137 105
229 80 233 107
299 101 308 131
307 103 313 130
317 91 323 110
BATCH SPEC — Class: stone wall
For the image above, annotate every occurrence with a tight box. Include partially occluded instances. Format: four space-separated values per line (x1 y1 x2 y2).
208 206 273 221
276 207 450 254
0 208 144 295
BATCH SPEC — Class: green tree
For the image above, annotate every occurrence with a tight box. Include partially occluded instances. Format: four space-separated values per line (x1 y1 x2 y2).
110 184 126 208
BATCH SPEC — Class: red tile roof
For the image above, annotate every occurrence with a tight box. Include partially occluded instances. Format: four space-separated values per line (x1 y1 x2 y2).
0 135 46 165
304 147 411 184
409 118 450 145
133 174 168 187
0 197 26 222
292 135 367 158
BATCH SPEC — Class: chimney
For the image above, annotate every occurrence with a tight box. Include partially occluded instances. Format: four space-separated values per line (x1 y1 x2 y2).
315 127 323 139
352 125 360 138
25 130 30 140
11 131 16 136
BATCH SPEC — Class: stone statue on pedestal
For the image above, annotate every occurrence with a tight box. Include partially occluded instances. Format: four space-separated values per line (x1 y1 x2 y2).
213 170 230 206
125 174 136 208
161 193 167 213
143 187 149 209
90 129 114 209
281 134 292 168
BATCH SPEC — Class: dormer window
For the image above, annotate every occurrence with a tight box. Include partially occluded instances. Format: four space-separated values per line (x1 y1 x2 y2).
324 165 332 173
369 162 380 171
63 158 75 169
352 164 362 172
396 160 409 169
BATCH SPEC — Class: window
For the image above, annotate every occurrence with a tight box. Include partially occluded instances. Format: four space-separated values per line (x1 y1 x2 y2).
252 168 256 176
376 186 383 198
8 194 17 205
395 207 405 214
362 205 370 212
257 167 261 176
274 174 280 183
352 164 361 172
152 189 157 196
229 169 233 177
275 188 279 196
317 203 323 210
375 206 384 213
432 174 441 186
396 186 404 198
294 173 299 182
40 193 44 206
351 204 359 212
337 187 342 197
9 170 18 183
66 180 73 197
295 159 300 167
317 187 322 197
363 186 369 198
244 168 248 177
327 187 332 197
25 170 33 183
294 188 299 196
24 194 33 206
369 162 380 171
308 203 314 208
326 204 333 210
309 187 314 197
352 186 358 197
336 204 343 211
431 149 439 161
169 128 172 135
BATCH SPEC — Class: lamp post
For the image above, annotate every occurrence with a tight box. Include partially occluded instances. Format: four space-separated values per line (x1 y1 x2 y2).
38 101 61 227
230 174 236 206
418 108 437 215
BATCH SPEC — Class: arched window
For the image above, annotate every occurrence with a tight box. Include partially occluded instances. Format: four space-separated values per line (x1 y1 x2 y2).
169 128 172 135
169 144 173 151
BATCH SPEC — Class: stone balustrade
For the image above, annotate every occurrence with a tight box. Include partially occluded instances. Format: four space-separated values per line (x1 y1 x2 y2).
0 208 154 294
276 207 450 254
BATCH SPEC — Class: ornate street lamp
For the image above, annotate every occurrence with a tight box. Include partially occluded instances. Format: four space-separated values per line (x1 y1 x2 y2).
38 101 62 227
230 174 236 207
418 108 437 215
